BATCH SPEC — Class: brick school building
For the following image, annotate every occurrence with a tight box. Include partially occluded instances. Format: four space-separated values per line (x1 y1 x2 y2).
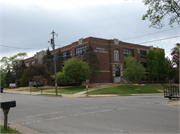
18 37 164 83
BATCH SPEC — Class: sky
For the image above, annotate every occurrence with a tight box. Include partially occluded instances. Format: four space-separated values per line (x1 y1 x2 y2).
0 0 179 62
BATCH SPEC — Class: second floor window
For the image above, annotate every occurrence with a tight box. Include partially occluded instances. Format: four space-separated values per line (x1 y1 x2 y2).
140 51 147 59
114 49 119 61
124 49 134 57
63 51 72 60
75 46 86 57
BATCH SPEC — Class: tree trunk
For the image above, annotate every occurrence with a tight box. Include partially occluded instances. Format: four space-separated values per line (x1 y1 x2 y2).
170 80 171 86
76 79 78 87
130 82 132 88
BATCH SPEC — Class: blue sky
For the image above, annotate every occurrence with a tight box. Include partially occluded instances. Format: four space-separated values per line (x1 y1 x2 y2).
0 0 179 62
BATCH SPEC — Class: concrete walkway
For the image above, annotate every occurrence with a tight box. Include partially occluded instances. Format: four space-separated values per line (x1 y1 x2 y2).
0 120 41 134
3 85 119 98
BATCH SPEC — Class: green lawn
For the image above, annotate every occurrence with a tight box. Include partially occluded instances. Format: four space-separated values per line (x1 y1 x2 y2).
168 99 180 102
88 84 164 95
44 86 88 94
1 125 22 133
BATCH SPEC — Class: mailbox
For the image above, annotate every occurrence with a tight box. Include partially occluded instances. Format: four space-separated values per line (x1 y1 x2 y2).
0 100 16 130
1 101 16 109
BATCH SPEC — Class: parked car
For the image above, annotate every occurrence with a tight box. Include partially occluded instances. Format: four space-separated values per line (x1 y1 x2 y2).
1 87 3 93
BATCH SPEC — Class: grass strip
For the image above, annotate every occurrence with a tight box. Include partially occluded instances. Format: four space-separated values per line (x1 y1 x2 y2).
38 94 62 97
168 99 180 102
1 125 23 133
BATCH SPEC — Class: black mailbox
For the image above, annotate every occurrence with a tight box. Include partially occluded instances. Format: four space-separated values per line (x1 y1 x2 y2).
0 100 16 130
1 101 16 109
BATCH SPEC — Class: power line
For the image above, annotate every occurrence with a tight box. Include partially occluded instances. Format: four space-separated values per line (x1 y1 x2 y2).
121 27 179 41
138 36 180 44
0 44 48 49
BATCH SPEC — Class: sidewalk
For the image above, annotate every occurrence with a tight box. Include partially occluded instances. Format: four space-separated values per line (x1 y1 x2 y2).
3 85 119 98
0 120 41 134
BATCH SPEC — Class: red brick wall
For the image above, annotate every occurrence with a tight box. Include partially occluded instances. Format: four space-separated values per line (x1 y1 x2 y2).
22 36 164 83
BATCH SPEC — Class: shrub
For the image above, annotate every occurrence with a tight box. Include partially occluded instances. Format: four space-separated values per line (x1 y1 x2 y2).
58 82 82 86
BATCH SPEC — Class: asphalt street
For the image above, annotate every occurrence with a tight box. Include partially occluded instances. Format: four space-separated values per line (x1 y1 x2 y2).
0 93 179 134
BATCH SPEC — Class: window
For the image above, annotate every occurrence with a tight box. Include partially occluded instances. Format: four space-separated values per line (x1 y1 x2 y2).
140 51 146 59
75 46 86 57
17 65 20 70
114 49 119 61
25 62 29 67
38 59 42 64
115 68 120 77
31 61 34 65
140 62 147 72
124 49 134 57
63 51 72 60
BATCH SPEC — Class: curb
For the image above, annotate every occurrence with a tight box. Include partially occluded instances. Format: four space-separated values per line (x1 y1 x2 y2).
166 101 180 107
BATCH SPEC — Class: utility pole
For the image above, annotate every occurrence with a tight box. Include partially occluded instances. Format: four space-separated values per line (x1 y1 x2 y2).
50 30 58 95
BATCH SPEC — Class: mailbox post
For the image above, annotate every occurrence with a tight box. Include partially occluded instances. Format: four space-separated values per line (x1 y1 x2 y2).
86 79 89 97
0 101 16 130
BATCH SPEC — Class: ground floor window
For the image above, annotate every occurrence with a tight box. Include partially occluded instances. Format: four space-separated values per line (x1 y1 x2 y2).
115 68 120 77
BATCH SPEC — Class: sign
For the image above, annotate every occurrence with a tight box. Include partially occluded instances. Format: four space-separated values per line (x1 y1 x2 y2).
9 83 16 88
94 47 108 53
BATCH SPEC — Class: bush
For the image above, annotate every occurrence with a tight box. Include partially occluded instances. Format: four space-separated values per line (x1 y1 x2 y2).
50 81 55 86
58 82 82 86
18 84 28 87
33 85 44 87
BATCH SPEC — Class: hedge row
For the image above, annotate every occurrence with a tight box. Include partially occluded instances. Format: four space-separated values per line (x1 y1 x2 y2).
58 82 82 86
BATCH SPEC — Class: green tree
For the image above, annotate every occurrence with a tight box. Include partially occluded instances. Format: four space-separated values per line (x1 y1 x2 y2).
167 58 177 85
51 49 64 74
43 48 52 73
0 52 27 72
56 49 64 72
145 49 158 84
0 70 6 87
5 70 15 86
21 64 51 85
63 58 92 87
124 54 146 87
171 43 179 67
56 72 72 84
83 42 100 83
15 60 27 84
142 0 180 29
156 48 169 85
